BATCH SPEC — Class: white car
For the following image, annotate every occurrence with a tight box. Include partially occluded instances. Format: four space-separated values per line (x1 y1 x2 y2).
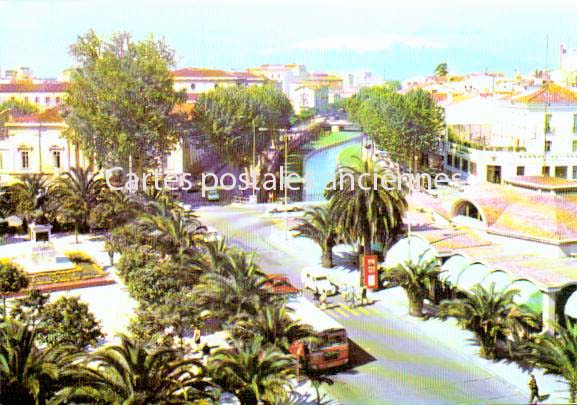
301 270 338 296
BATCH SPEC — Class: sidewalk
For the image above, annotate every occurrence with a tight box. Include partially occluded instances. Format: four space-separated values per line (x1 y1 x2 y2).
262 217 569 403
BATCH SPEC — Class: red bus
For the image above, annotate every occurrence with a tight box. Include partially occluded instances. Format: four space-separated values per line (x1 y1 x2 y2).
287 296 349 370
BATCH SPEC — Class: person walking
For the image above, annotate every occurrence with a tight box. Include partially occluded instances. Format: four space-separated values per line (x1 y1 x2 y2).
528 374 539 404
313 287 321 303
361 285 369 306
350 286 357 308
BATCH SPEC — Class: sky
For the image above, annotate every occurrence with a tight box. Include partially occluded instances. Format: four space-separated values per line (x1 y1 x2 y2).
1 0 577 80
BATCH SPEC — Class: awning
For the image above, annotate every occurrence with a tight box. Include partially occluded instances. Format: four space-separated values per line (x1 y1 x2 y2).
481 270 513 292
508 280 542 314
457 263 492 292
384 235 437 269
564 290 577 318
440 254 471 286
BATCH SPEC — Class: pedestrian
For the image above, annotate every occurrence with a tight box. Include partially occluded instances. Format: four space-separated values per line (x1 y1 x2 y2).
529 374 539 404
320 291 328 309
361 285 369 306
350 286 357 308
193 328 201 349
313 287 321 303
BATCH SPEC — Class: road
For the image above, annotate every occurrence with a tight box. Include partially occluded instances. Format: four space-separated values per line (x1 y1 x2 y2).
195 204 528 405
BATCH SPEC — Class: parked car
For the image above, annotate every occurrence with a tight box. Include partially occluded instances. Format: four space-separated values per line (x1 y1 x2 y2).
301 269 338 296
263 274 300 296
206 189 220 201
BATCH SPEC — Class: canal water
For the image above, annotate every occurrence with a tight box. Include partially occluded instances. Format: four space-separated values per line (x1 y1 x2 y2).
303 133 364 201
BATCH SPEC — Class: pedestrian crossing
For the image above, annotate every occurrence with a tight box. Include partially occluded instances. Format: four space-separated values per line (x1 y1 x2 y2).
323 302 380 319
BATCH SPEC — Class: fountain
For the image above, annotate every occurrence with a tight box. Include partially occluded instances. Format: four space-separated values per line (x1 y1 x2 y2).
14 223 75 273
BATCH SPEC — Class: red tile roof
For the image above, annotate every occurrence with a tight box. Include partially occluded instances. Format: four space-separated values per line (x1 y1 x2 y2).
172 68 234 78
512 82 577 105
0 82 68 93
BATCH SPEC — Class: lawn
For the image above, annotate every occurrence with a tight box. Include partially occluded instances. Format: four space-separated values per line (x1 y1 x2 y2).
337 143 363 169
309 131 361 150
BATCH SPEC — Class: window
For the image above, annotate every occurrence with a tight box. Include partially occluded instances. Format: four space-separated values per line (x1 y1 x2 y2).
35 97 39 103
555 166 568 178
461 159 469 172
55 97 61 104
542 166 550 176
486 165 501 184
45 97 51 105
454 156 461 170
573 166 577 180
190 83 196 90
52 151 61 169
545 140 552 152
21 151 29 169
470 161 477 175
574 114 577 132
545 113 552 133
447 154 453 166
516 166 525 176
24 96 29 103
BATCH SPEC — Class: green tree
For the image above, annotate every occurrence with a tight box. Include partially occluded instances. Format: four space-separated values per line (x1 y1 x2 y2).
36 296 103 349
434 62 449 77
11 289 49 326
304 366 334 405
325 160 407 256
0 260 29 317
292 206 337 268
528 319 577 402
91 189 140 230
53 167 106 242
64 30 188 174
9 174 52 228
55 334 215 404
437 284 538 359
209 336 295 405
231 302 316 353
380 259 442 317
0 99 39 116
0 318 81 405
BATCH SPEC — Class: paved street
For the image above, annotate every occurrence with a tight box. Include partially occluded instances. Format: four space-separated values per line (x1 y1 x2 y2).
196 204 530 405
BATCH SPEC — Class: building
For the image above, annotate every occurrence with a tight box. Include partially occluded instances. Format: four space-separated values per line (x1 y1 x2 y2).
444 82 577 184
0 107 88 184
0 82 68 110
247 64 309 95
288 83 329 114
172 68 267 103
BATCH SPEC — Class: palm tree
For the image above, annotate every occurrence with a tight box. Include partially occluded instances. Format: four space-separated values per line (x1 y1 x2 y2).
231 302 317 353
56 334 215 404
209 335 295 405
303 367 334 405
292 206 337 268
528 319 577 402
10 174 52 228
138 208 203 257
381 258 442 317
194 251 272 322
0 318 81 405
437 284 538 359
325 160 407 256
53 168 105 242
95 189 140 229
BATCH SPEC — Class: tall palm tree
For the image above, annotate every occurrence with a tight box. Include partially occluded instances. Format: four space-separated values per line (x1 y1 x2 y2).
95 189 140 229
55 334 215 404
292 206 337 268
194 251 271 322
0 318 80 405
381 258 442 317
325 159 407 256
231 302 317 353
528 319 577 402
437 284 538 359
209 336 295 405
53 167 105 241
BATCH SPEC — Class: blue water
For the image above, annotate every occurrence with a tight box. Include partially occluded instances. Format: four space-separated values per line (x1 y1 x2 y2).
303 133 364 201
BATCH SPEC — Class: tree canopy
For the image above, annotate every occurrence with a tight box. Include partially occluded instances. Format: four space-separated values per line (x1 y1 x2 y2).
64 30 189 174
193 84 293 167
